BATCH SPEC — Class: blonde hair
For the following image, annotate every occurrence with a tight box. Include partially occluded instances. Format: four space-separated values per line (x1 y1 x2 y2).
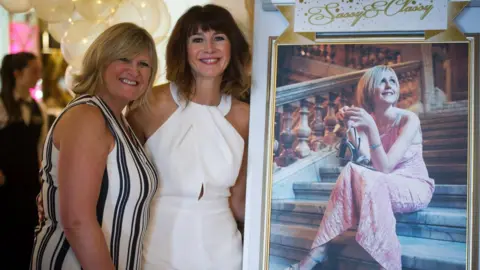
72 22 158 109
355 65 399 113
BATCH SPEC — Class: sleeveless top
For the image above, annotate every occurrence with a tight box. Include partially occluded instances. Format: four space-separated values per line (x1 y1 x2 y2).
144 83 244 200
31 95 159 270
142 83 244 269
380 112 434 185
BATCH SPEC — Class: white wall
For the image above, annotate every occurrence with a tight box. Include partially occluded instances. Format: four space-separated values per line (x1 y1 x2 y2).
243 2 480 270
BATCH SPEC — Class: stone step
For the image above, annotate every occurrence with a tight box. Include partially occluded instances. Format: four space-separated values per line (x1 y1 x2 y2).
293 182 467 209
423 137 467 151
451 91 468 100
421 121 468 131
268 255 297 270
427 164 467 185
271 200 466 243
419 112 467 123
269 223 466 270
422 128 468 139
319 165 467 185
318 163 467 185
422 149 467 164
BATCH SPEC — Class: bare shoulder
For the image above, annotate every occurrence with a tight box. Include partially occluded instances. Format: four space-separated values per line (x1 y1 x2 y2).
228 98 250 139
54 104 112 149
151 82 172 102
397 108 420 127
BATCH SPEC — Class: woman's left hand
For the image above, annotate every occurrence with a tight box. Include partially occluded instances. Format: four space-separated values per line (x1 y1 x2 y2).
343 106 375 132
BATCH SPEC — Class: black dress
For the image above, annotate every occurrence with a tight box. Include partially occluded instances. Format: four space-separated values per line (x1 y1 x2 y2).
0 100 43 269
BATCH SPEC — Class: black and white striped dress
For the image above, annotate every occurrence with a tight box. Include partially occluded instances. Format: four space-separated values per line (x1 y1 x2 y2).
31 95 158 270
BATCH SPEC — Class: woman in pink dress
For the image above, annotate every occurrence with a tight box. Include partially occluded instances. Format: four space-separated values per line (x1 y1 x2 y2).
286 65 435 270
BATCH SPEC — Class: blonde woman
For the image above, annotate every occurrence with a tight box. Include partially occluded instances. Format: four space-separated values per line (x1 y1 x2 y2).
31 23 158 270
287 65 434 270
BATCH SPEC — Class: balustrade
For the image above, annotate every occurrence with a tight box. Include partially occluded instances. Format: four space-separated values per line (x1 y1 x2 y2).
273 61 422 168
291 44 403 72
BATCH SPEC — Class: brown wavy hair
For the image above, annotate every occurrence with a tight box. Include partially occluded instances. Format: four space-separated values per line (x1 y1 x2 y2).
166 4 251 102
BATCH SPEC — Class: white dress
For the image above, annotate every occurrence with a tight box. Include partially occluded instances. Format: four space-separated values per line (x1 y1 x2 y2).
142 83 244 270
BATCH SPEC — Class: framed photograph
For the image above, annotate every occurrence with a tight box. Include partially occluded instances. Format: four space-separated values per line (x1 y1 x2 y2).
258 2 479 270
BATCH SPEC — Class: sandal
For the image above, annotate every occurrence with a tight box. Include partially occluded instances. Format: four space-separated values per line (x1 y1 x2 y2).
337 127 376 171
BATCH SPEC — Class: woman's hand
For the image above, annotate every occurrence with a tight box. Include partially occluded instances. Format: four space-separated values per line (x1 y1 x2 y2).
336 106 349 122
343 106 376 132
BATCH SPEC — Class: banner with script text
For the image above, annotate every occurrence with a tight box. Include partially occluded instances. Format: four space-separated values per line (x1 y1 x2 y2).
294 0 448 33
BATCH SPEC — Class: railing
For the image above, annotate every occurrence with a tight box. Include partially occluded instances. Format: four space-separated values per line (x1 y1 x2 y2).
293 44 403 70
274 60 422 168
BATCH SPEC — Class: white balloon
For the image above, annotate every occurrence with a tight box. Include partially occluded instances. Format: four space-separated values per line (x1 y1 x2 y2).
64 65 80 91
108 0 160 34
61 20 107 70
154 39 168 86
48 21 71 42
75 0 120 21
47 11 84 42
152 0 171 44
0 0 32 13
31 0 74 23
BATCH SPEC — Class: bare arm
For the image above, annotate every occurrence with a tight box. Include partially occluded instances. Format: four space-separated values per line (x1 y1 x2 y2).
37 101 49 165
365 112 420 173
228 101 250 223
55 105 115 270
230 143 248 222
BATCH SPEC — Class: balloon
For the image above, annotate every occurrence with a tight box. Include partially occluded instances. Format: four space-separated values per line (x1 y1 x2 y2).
47 11 83 42
31 0 74 23
61 20 107 70
108 0 160 34
48 21 71 42
64 65 80 91
0 0 32 13
154 39 168 85
74 0 120 21
152 0 171 44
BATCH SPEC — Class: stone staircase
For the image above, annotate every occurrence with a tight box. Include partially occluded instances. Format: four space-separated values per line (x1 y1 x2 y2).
268 110 468 270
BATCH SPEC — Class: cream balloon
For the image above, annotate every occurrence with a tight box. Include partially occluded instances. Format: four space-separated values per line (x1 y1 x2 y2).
154 39 168 85
48 21 71 42
47 11 84 42
61 20 107 70
0 0 32 13
32 0 74 23
152 0 171 44
64 65 81 91
74 0 120 21
108 0 160 35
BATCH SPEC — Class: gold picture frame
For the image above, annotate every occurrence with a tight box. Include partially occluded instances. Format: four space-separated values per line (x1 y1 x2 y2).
260 3 478 270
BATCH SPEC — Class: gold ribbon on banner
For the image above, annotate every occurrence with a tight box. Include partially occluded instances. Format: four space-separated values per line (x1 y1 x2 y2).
425 1 469 42
276 1 470 44
276 5 315 45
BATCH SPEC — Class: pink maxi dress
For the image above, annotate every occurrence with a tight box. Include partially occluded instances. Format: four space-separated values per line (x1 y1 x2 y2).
311 115 435 270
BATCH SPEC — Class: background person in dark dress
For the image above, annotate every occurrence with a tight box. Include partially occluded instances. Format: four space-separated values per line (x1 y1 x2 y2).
0 52 47 269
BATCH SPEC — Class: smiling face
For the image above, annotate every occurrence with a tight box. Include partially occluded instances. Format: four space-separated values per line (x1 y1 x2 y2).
187 29 231 80
373 69 400 108
102 50 152 103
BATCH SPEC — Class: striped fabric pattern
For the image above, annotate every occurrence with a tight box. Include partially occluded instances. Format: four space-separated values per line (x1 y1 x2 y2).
30 95 158 270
